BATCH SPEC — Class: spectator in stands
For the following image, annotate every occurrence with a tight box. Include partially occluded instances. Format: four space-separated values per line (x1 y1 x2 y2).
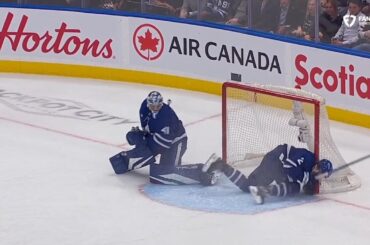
179 0 206 19
362 0 370 15
290 0 316 38
225 0 248 26
353 2 370 51
112 0 127 9
332 0 366 47
114 0 142 12
353 30 370 51
224 0 274 28
90 0 140 10
199 0 242 23
301 0 342 42
145 0 182 16
253 0 281 31
316 0 343 42
27 0 75 6
275 0 307 35
63 0 81 6
337 0 349 16
89 0 118 9
320 0 327 8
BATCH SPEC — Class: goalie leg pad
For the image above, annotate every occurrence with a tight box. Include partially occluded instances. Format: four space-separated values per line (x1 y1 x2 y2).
109 152 129 174
109 145 155 174
149 163 205 185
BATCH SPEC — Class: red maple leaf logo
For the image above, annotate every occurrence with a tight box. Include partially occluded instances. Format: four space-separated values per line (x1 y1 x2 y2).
133 24 164 61
138 29 159 54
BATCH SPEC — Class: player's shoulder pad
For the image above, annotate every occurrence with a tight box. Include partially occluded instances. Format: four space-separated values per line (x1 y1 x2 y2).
161 103 176 114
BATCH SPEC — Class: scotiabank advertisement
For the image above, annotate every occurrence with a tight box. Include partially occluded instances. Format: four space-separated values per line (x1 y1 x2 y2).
0 8 128 67
0 8 369 115
290 50 369 115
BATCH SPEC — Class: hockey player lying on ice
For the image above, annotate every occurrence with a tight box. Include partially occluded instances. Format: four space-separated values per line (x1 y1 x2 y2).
202 144 333 204
110 91 217 185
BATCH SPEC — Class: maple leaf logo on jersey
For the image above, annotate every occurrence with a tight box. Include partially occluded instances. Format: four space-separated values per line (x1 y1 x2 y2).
133 24 164 61
161 126 170 135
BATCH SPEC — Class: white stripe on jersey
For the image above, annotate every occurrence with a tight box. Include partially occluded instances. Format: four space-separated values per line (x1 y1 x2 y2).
172 133 187 144
154 132 172 143
233 172 243 184
286 158 297 167
153 134 171 148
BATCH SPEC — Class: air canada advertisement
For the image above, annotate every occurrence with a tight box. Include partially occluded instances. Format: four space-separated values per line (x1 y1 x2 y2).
129 19 286 86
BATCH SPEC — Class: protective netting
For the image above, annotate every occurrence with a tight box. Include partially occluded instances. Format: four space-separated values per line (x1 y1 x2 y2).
223 82 361 194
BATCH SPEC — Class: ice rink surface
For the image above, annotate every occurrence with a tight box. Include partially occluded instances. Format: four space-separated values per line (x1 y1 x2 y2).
0 73 369 245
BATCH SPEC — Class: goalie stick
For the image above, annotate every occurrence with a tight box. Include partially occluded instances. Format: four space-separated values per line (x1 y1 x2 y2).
315 154 370 180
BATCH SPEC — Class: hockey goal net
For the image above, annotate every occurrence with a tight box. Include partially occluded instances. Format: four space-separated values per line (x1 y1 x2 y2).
222 81 361 194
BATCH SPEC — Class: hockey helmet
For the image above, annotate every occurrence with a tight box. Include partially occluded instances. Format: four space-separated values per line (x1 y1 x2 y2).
318 159 333 177
147 91 163 112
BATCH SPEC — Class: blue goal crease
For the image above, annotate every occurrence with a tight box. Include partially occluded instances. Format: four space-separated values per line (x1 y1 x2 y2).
141 176 319 215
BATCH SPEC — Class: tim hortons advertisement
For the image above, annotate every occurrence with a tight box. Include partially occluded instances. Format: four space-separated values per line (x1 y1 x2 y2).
0 8 128 67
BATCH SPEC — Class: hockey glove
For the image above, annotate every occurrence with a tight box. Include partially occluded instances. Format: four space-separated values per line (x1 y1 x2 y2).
126 128 147 146
303 179 316 195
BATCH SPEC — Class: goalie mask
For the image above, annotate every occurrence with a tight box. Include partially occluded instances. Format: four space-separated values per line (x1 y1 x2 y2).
147 91 163 113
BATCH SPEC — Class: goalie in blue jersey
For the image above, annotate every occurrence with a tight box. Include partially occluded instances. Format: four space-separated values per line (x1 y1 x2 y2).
202 144 333 204
110 91 217 185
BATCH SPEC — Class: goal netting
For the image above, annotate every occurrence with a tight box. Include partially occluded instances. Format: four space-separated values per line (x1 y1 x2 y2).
222 81 361 194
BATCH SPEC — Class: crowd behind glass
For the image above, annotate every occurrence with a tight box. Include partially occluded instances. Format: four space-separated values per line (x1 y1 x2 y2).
2 0 370 52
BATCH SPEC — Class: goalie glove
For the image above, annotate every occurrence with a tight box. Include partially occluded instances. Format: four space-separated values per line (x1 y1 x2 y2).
131 126 141 132
126 127 148 146
131 126 149 135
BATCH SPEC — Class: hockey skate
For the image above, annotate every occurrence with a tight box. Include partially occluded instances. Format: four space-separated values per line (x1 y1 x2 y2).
202 154 225 174
200 154 224 186
200 171 221 186
249 186 267 205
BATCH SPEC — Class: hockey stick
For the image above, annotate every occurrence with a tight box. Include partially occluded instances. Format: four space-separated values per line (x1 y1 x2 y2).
316 154 370 179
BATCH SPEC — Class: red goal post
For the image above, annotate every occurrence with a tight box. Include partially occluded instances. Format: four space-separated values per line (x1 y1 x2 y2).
222 81 361 194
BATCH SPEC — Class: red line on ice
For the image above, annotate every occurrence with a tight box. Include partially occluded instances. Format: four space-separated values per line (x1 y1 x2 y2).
0 113 220 149
323 197 370 211
0 116 126 149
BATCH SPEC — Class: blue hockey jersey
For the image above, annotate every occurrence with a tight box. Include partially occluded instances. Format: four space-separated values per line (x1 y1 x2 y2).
270 144 316 193
139 99 187 155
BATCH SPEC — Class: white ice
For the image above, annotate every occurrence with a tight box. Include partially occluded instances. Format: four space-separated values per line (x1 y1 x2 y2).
0 73 369 245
